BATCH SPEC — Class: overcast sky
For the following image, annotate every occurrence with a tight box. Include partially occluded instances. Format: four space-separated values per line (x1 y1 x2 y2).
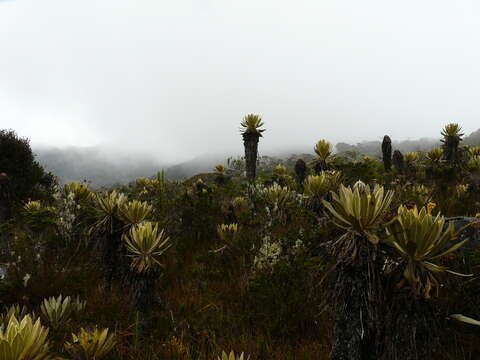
2 0 480 162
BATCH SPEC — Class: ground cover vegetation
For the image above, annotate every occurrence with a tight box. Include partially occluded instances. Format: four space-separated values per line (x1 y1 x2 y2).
1 119 480 359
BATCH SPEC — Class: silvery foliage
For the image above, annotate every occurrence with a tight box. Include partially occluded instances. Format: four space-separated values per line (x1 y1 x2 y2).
254 235 282 271
53 185 80 242
249 183 307 272
253 234 307 272
250 183 303 216
1 186 82 286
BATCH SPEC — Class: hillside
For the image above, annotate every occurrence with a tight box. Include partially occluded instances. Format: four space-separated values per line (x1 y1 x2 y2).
34 129 480 187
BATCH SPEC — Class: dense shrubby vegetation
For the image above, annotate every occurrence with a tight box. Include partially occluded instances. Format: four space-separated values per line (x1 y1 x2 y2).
1 122 480 359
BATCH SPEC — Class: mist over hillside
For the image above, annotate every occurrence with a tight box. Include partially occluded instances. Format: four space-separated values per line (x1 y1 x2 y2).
335 138 441 159
34 146 242 187
34 129 480 187
336 129 480 158
35 146 168 188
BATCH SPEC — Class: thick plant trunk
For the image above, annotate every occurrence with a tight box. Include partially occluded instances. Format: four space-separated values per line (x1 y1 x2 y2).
103 230 122 284
331 244 386 360
314 160 328 174
102 219 128 285
443 137 459 165
129 270 159 315
381 292 440 360
294 159 307 188
243 133 260 182
330 261 367 360
425 165 434 180
382 136 392 172
392 150 404 174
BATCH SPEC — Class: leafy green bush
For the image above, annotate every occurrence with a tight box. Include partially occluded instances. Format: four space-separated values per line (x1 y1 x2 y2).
0 129 55 217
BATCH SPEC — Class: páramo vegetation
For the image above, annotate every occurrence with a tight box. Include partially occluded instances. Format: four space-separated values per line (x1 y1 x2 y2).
1 121 480 359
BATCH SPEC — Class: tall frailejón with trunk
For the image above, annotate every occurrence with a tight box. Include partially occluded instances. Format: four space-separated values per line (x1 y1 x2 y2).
322 182 394 360
384 205 469 359
392 150 404 174
313 140 332 174
240 114 265 182
91 191 128 285
441 123 464 165
123 222 171 315
294 159 308 187
382 135 392 172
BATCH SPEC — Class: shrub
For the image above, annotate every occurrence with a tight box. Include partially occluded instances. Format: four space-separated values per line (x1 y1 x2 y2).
0 130 55 219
